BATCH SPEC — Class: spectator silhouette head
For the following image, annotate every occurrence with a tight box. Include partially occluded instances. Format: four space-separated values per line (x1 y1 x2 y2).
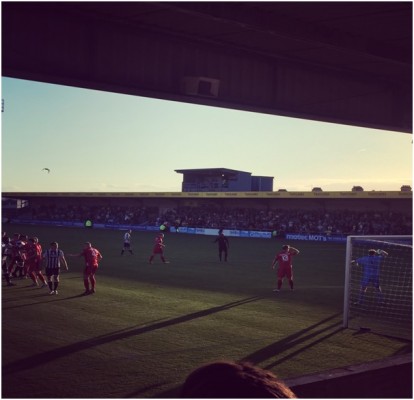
181 360 296 398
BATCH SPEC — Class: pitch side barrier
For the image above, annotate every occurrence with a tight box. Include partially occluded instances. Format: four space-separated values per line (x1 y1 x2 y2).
285 233 347 243
7 219 272 239
8 218 348 242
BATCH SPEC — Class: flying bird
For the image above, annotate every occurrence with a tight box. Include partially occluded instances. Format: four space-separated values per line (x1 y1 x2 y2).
42 168 50 173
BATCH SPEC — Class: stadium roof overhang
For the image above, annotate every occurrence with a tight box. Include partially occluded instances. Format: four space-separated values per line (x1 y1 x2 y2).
175 168 251 176
2 2 412 133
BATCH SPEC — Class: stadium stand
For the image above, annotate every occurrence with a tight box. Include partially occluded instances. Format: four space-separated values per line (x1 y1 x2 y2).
2 202 412 236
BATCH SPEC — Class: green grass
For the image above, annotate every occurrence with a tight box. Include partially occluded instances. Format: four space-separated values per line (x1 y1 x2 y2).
2 224 410 398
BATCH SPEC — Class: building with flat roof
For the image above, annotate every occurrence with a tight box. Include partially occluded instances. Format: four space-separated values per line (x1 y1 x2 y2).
175 168 274 192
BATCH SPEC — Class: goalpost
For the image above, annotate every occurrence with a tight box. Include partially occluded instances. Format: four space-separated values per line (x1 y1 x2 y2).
343 235 412 340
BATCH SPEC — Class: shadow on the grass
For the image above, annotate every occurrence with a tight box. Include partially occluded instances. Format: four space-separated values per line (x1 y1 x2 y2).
3 296 262 376
2 292 90 310
141 314 345 398
239 313 344 368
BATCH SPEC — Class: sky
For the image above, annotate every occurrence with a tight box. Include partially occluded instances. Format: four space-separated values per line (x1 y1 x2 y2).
1 77 412 193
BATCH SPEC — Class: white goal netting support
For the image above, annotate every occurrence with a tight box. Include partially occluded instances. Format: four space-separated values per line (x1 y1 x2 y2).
343 235 412 340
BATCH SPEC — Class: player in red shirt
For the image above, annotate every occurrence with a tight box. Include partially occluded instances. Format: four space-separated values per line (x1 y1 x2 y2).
26 237 47 287
149 233 170 264
271 244 300 292
69 242 102 295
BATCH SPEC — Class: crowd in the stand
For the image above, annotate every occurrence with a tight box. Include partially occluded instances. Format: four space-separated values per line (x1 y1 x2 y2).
160 205 411 235
6 203 412 236
16 204 158 226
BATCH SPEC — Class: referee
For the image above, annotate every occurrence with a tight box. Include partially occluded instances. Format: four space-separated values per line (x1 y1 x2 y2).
42 242 68 295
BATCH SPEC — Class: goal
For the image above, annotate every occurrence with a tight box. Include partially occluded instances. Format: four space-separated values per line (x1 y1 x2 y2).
343 235 412 340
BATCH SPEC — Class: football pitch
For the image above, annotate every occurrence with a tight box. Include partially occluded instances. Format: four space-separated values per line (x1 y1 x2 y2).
2 224 410 398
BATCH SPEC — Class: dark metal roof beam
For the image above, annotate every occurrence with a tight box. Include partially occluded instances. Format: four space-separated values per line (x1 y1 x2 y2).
160 2 411 65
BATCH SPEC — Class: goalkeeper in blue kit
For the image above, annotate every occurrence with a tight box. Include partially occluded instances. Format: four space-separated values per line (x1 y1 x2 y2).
353 248 388 305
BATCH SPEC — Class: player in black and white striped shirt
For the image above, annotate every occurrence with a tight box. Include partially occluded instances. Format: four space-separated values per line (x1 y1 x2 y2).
121 230 134 255
42 242 68 295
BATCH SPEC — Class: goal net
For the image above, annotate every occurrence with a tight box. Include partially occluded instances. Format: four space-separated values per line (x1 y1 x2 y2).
343 235 412 340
